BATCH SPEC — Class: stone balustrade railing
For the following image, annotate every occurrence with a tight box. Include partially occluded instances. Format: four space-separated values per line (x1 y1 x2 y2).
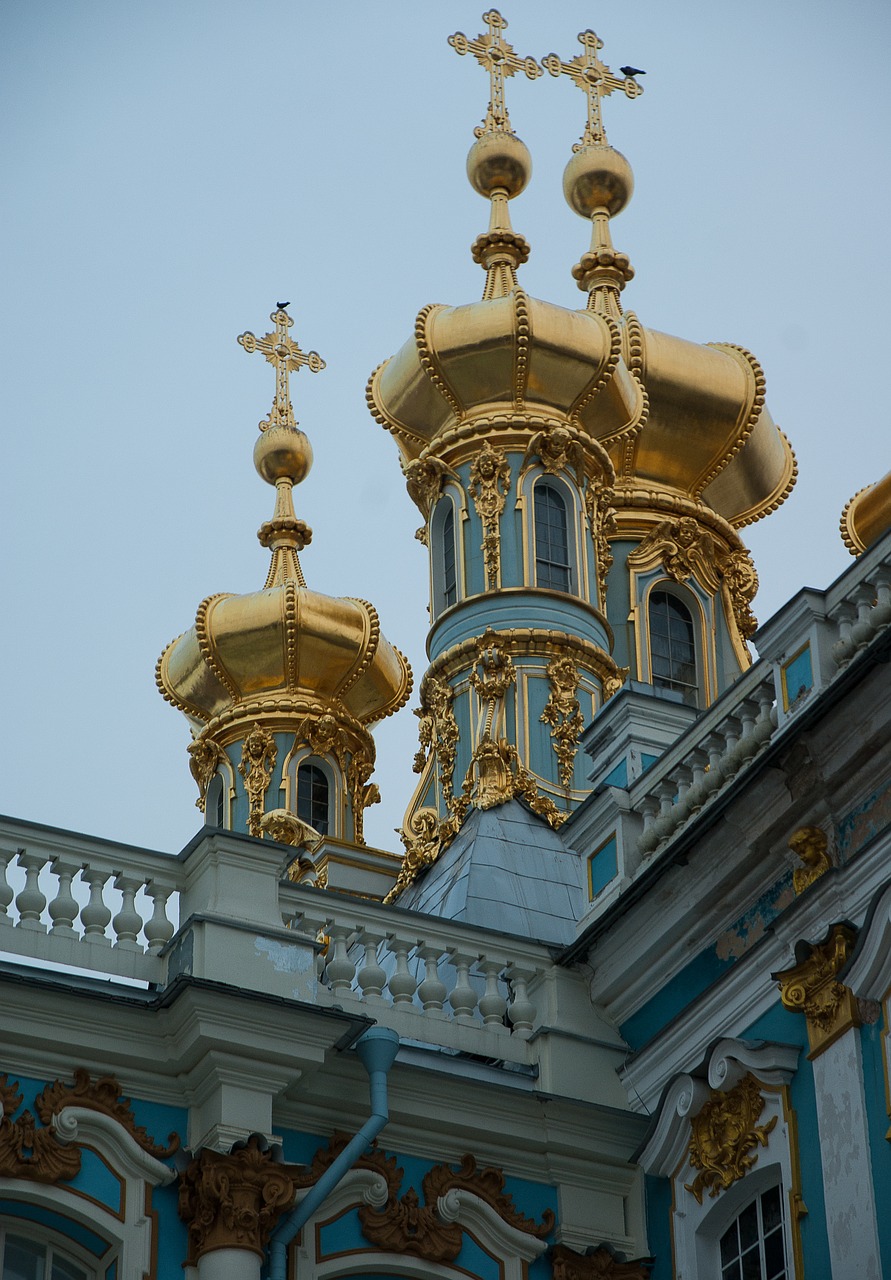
282 883 555 1064
0 818 182 982
629 532 891 863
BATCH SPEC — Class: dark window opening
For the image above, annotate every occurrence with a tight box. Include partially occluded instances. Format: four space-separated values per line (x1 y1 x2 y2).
720 1185 787 1280
442 504 457 608
297 763 329 835
649 591 698 706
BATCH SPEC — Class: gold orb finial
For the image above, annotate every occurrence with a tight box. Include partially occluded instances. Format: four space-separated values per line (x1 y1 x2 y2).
563 143 634 219
466 130 531 200
253 426 313 487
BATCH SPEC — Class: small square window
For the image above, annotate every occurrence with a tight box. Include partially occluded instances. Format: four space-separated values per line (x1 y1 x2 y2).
588 834 618 898
781 643 813 710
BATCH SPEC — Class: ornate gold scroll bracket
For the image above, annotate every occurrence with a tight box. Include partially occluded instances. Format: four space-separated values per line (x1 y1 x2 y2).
551 1242 653 1280
775 922 859 1056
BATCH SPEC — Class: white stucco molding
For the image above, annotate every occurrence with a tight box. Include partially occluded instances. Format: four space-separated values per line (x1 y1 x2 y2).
437 1186 549 1263
843 876 891 1000
53 1105 176 1186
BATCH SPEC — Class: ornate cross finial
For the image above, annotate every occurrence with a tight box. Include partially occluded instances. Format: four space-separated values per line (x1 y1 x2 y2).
449 9 542 139
542 31 642 151
237 306 325 432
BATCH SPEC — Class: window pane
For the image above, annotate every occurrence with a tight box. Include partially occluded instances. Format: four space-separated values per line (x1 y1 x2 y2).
297 764 329 834
763 1229 786 1280
51 1259 88 1280
720 1222 740 1266
648 592 697 704
761 1186 782 1233
442 505 456 607
534 485 570 592
740 1248 762 1280
3 1237 45 1280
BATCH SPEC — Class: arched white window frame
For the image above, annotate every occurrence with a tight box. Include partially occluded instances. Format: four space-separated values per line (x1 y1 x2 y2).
518 469 585 599
636 1039 803 1280
0 1106 175 1280
430 489 465 620
203 753 236 829
281 748 341 839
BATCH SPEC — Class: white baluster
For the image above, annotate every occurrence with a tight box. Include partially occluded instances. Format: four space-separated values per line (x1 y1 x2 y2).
851 582 877 650
831 599 856 667
506 966 537 1037
720 715 742 778
144 883 175 953
417 945 447 1016
0 849 16 925
48 858 79 938
386 936 419 1007
637 795 660 854
16 853 47 932
112 875 144 951
754 684 775 746
478 959 508 1029
736 699 760 763
703 732 725 798
872 572 891 629
448 951 479 1022
684 749 709 814
324 925 356 997
356 931 387 1003
80 868 112 944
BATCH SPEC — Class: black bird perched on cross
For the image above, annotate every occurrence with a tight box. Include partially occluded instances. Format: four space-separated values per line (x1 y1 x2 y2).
276 301 290 310
620 66 645 77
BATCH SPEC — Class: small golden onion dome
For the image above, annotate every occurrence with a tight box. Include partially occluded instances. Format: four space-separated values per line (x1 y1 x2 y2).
157 586 412 736
840 469 891 555
466 131 531 200
563 143 633 218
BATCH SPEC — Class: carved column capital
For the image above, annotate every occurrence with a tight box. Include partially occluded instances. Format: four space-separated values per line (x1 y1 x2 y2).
178 1136 300 1265
774 922 859 1056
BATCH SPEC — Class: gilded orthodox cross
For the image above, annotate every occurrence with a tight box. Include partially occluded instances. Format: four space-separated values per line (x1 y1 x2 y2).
237 306 325 431
449 9 542 137
542 31 643 150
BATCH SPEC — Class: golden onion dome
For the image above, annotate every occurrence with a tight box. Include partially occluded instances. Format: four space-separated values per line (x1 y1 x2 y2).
157 306 412 742
840 469 891 555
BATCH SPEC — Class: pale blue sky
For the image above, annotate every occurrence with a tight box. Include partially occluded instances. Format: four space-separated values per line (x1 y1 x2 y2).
2 2 888 853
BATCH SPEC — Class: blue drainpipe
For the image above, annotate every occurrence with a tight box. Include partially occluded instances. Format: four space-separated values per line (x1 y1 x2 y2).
267 1026 400 1280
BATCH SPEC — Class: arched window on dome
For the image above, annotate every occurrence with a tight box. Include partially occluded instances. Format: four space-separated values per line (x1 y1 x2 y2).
534 482 572 592
648 589 699 706
296 762 329 836
205 773 225 827
431 493 461 617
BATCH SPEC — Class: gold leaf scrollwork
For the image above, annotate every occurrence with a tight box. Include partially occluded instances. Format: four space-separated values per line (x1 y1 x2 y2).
260 808 323 852
386 808 451 903
540 657 585 791
469 443 511 590
187 736 225 812
470 628 516 705
684 1074 778 1204
413 676 460 804
238 723 277 838
585 476 618 607
347 747 378 846
789 825 832 895
717 546 759 639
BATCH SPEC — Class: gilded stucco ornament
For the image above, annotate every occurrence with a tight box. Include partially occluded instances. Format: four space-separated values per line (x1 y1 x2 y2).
178 1135 301 1265
551 1242 653 1280
775 923 860 1055
523 425 586 485
718 546 759 639
684 1073 778 1204
469 443 511 589
260 809 323 852
789 825 832 895
347 747 379 846
584 475 618 607
238 723 277 838
187 736 225 811
628 517 721 592
541 657 586 791
403 455 459 522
